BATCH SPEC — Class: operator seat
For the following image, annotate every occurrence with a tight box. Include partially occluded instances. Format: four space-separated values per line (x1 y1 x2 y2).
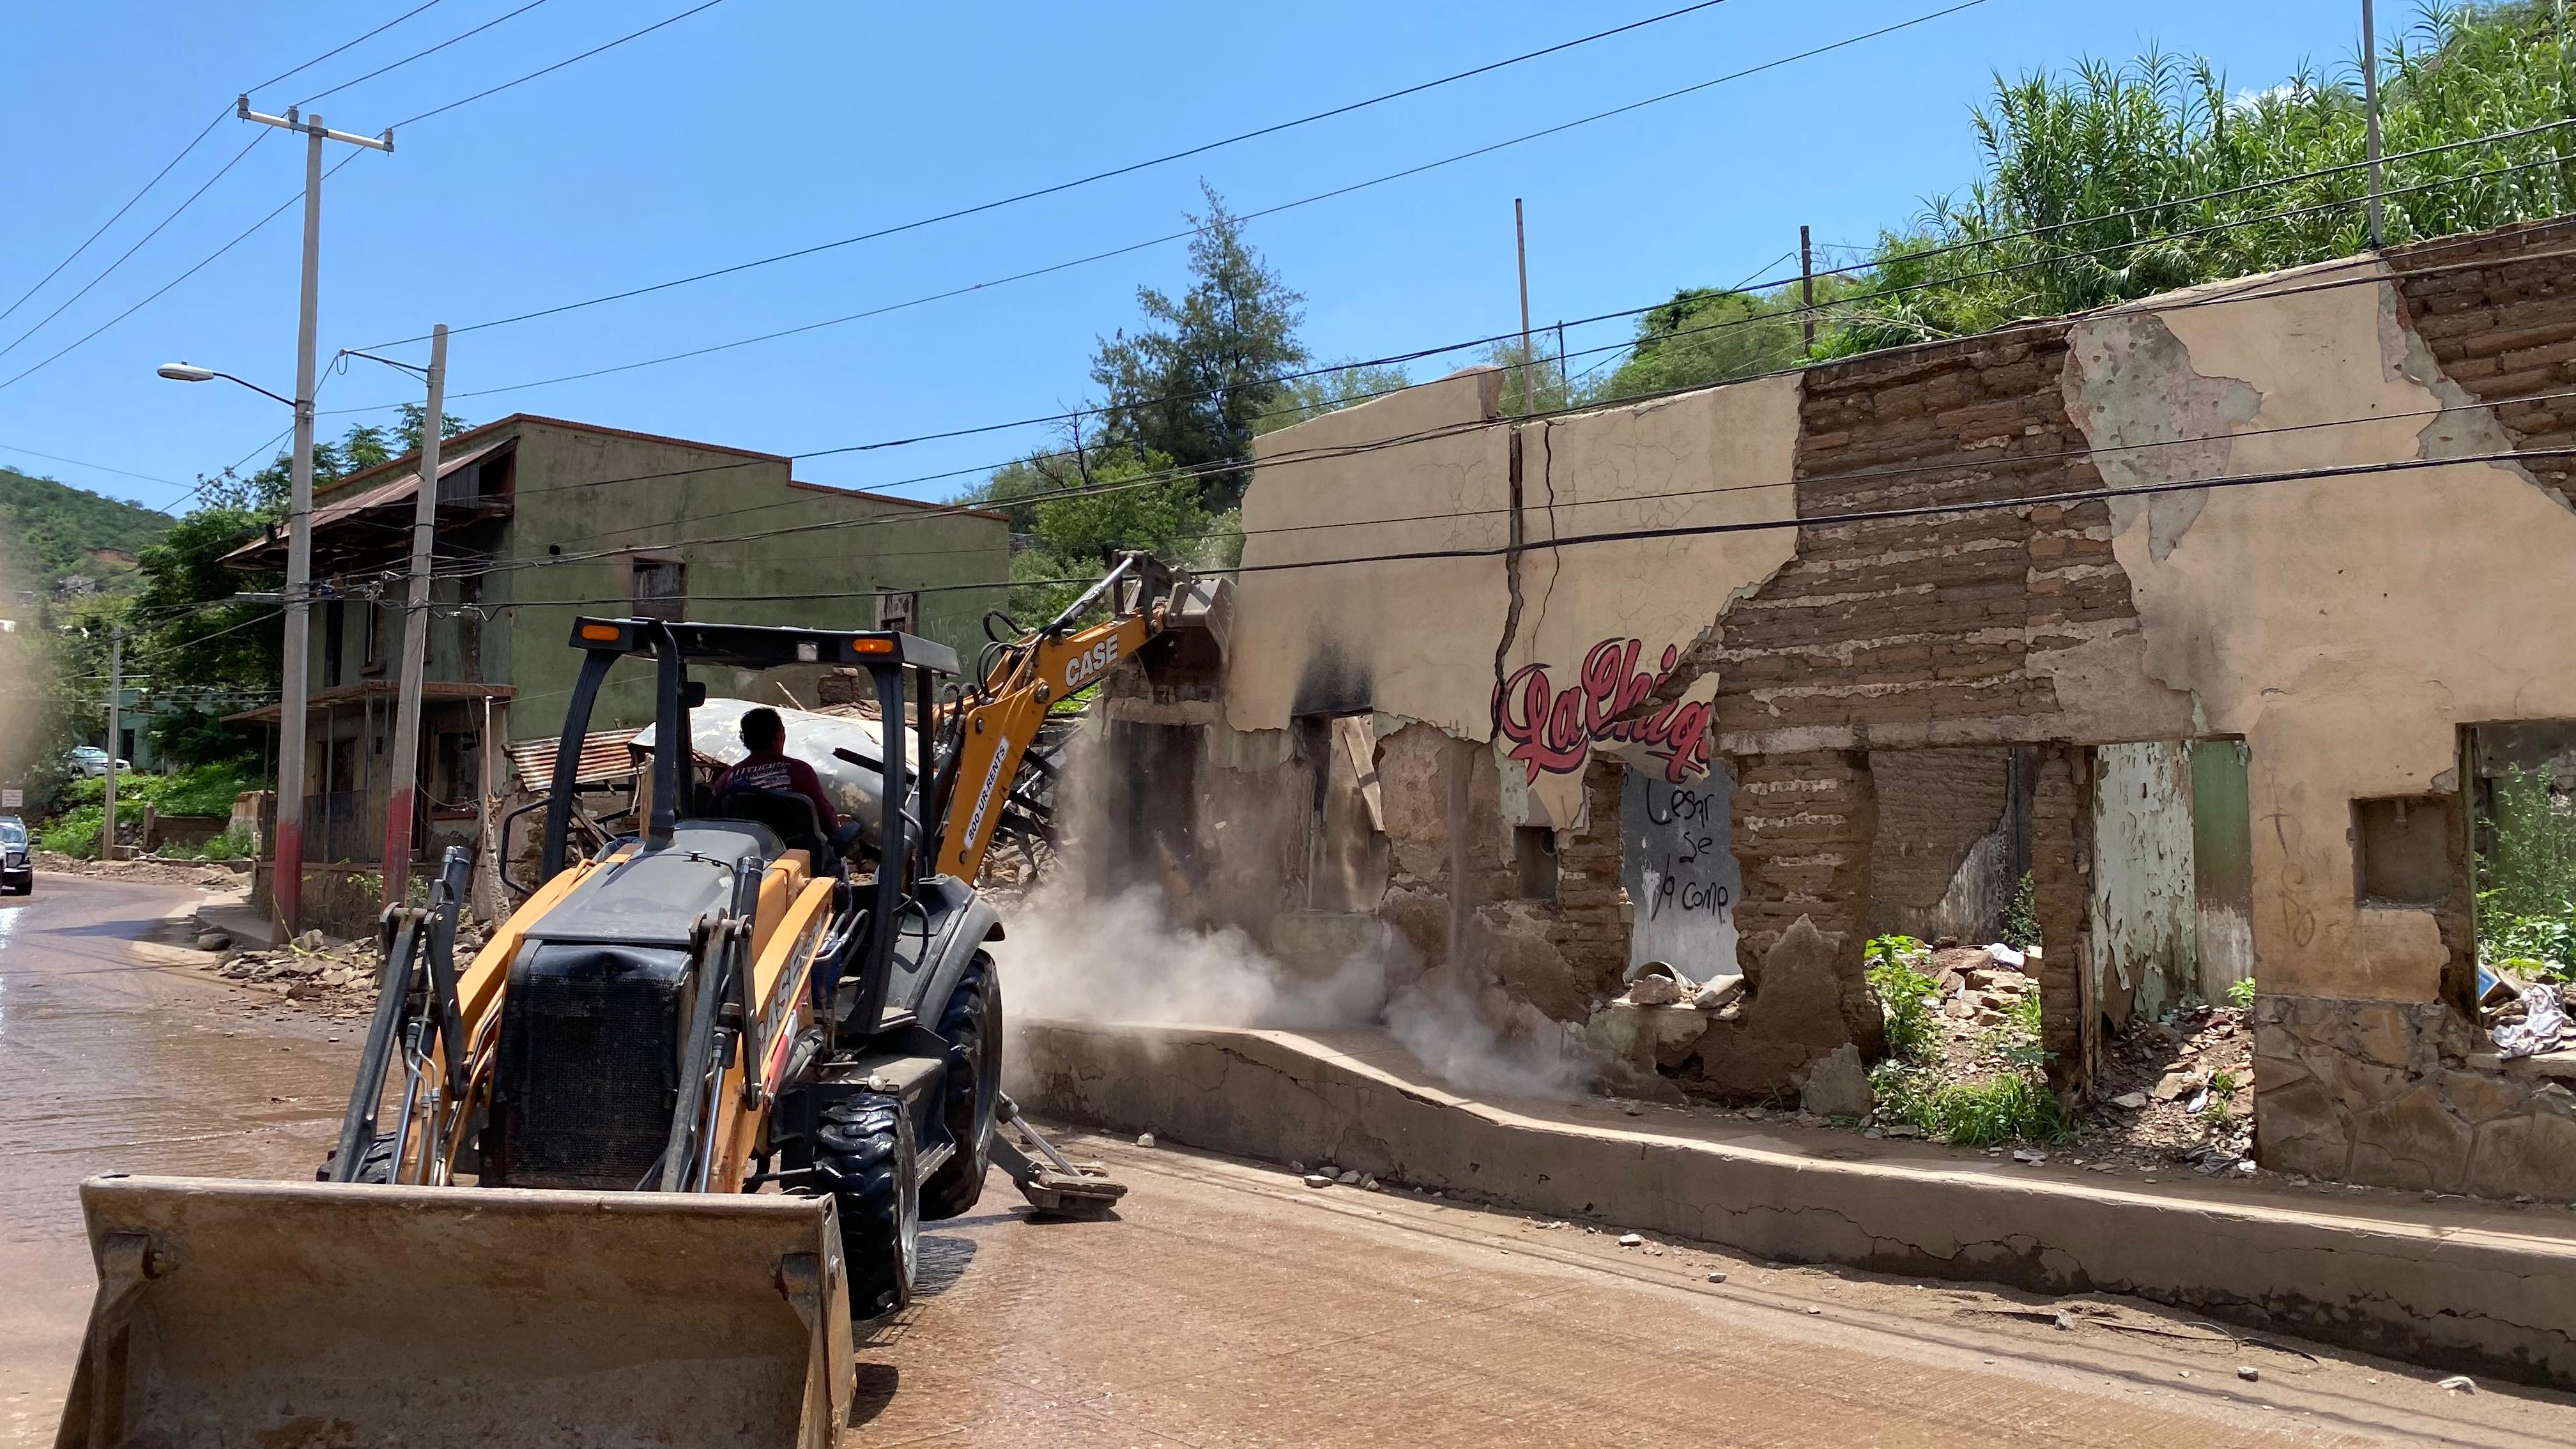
709 786 834 869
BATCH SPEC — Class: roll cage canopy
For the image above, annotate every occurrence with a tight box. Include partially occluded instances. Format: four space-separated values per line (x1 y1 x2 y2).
541 617 960 1033
560 616 961 675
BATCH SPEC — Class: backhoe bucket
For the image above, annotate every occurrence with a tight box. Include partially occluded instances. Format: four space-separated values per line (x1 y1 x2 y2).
54 1175 853 1449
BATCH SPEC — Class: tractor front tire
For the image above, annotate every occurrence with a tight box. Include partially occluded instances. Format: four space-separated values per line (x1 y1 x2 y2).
816 1091 917 1319
919 953 1000 1220
315 1131 397 1183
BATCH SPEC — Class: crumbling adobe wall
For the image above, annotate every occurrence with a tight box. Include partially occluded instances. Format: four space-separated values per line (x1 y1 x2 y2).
1866 746 2016 942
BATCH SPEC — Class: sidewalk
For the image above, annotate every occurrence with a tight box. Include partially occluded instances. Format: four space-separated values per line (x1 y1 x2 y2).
1015 1018 2576 1391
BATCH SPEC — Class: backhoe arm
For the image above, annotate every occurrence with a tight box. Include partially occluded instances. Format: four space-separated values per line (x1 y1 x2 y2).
937 611 1148 880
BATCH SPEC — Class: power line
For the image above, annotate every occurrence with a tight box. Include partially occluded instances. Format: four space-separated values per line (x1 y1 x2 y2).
0 151 369 396
387 0 728 128
447 448 2576 612
417 231 2576 579
338 42 2555 420
0 441 188 489
457 169 2576 556
0 0 704 397
295 0 556 107
0 1 452 333
0 114 225 332
0 132 271 364
360 0 1833 348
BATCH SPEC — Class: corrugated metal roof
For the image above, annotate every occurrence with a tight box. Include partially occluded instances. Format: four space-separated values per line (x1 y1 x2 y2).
505 728 643 787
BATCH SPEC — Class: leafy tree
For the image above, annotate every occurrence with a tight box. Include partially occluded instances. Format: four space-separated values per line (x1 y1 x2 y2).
1825 4 2576 347
1253 362 1413 434
1089 184 1308 510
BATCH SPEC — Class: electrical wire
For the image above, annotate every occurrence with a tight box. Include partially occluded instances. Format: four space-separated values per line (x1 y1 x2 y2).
360 0 1886 348
295 0 556 108
331 99 2575 433
408 229 2576 584
385 0 730 129
0 132 272 364
0 1 452 333
0 151 369 397
425 190 2576 572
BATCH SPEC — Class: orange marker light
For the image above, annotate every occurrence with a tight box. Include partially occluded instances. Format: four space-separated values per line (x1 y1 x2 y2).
852 636 895 654
579 624 622 641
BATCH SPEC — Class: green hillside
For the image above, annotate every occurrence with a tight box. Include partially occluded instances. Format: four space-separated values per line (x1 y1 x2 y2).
0 466 170 595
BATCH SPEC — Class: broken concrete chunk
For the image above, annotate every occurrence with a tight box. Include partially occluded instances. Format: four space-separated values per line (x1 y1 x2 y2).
194 930 232 951
1616 1233 1643 1247
1799 1043 1874 1120
1136 1132 1156 1148
2150 1070 2199 1102
1336 1169 1361 1185
1302 1174 1333 1188
2110 1091 2150 1110
1692 976 1745 1011
1706 1271 1728 1284
2237 1366 2259 1383
1623 974 1685 1008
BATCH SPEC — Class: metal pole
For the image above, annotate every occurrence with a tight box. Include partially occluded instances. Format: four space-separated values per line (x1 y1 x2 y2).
234 99 390 935
103 631 121 861
381 325 447 908
2363 0 2384 248
1800 225 1817 351
1514 198 1535 417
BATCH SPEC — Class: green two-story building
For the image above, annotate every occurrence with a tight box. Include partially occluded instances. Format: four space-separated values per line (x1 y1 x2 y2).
228 413 1009 866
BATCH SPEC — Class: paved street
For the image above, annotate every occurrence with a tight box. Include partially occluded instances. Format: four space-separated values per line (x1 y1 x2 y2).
3 872 2573 1448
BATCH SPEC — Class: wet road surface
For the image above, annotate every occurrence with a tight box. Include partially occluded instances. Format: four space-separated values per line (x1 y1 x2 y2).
3 872 2572 1447
855 1137 2576 1447
0 875 353 1446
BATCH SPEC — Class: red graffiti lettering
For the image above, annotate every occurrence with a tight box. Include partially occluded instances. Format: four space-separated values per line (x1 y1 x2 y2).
1493 637 1711 786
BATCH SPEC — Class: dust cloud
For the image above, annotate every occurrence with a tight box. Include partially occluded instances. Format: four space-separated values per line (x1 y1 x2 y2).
990 882 1595 1101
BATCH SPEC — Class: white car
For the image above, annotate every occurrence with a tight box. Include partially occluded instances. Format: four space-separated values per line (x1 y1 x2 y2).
69 746 128 778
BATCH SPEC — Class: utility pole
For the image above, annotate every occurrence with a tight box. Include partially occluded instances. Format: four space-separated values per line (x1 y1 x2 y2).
1800 225 1817 351
102 629 121 862
378 325 447 909
236 97 392 936
1515 198 1536 417
2362 0 2384 247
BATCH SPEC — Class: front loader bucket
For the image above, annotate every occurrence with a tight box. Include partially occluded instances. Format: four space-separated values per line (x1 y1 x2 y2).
54 1175 852 1449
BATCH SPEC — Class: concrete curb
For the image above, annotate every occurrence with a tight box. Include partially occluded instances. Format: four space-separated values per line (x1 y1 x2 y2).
1015 1019 2576 1390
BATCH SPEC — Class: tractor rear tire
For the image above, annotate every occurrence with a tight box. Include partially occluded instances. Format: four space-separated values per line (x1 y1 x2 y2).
919 953 999 1220
816 1091 917 1319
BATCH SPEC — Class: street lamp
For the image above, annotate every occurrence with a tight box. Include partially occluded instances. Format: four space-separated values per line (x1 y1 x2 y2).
155 361 297 408
155 354 314 933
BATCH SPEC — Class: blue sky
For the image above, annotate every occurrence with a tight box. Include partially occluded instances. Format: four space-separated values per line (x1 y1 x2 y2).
0 0 2377 512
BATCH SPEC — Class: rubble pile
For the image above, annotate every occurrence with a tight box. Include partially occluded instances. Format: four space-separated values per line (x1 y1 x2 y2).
2481 966 2575 1058
2083 999 2257 1173
192 921 491 1020
32 849 243 889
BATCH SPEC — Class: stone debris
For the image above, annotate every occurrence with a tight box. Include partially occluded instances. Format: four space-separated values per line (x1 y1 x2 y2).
2109 1091 2150 1110
2051 1310 2075 1331
1798 1042 1874 1120
1335 1169 1362 1186
192 921 492 1022
2236 1366 2260 1383
194 930 233 951
2438 1375 2477 1393
1302 1174 1333 1189
1616 1232 1643 1247
1135 1133 1156 1148
1706 1271 1728 1284
1622 972 1685 1008
2011 1149 2048 1165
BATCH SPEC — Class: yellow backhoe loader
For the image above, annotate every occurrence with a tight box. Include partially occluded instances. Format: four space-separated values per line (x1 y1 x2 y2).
50 570 1223 1448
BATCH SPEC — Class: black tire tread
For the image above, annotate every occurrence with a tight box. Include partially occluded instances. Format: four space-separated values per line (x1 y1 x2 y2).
918 953 996 1220
815 1091 914 1318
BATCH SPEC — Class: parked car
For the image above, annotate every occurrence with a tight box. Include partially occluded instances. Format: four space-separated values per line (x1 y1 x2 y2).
1 816 29 895
68 746 128 778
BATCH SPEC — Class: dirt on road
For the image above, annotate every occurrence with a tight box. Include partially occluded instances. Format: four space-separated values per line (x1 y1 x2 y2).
4 871 2574 1448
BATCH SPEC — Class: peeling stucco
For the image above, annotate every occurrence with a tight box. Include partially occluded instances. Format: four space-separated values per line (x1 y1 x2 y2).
2059 256 2576 1000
